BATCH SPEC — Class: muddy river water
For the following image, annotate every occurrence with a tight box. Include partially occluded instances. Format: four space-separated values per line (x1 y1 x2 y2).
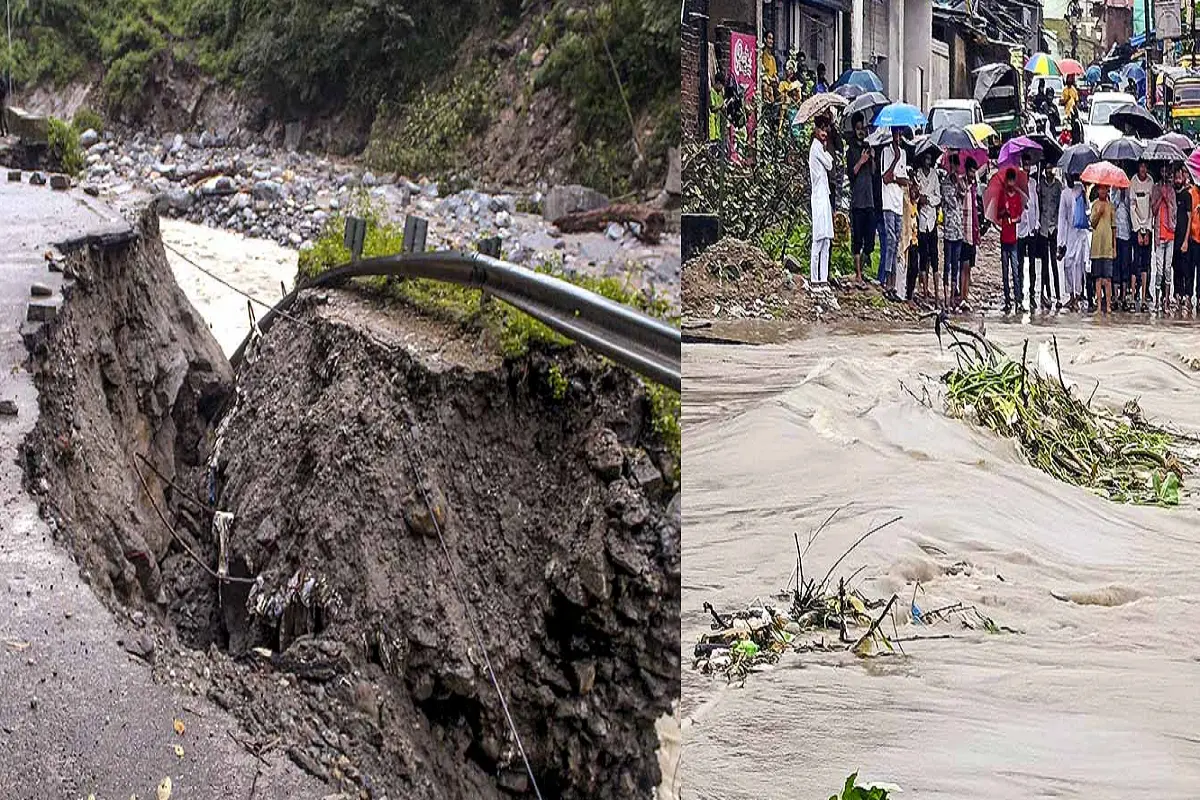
682 320 1200 799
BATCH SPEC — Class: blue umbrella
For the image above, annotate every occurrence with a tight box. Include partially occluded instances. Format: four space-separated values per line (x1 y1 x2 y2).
873 102 927 129
1085 65 1102 83
833 69 884 93
1117 63 1147 97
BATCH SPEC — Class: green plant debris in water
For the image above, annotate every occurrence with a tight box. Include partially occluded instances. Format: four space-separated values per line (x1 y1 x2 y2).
933 320 1194 506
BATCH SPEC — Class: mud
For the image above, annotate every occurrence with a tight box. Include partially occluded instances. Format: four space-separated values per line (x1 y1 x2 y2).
21 207 680 798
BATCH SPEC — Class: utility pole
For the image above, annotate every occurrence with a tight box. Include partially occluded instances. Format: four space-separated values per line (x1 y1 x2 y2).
1144 0 1152 109
1068 0 1080 60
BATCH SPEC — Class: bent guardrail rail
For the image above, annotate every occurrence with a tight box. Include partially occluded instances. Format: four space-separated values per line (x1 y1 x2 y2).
230 251 681 391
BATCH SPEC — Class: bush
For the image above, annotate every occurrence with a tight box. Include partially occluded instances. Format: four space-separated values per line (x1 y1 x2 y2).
102 49 158 117
46 118 83 176
72 107 104 134
365 73 492 179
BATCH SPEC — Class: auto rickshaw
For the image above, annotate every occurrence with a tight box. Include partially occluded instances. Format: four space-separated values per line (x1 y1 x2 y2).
973 63 1022 140
1168 72 1200 136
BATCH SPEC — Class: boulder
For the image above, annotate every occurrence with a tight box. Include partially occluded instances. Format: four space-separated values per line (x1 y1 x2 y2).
29 172 46 186
200 176 236 196
252 180 283 203
49 174 70 191
79 128 100 148
284 121 304 151
159 188 195 213
543 184 609 222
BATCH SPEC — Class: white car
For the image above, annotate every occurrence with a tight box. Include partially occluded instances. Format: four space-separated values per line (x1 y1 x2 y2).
1029 74 1065 103
926 98 985 133
1083 91 1138 150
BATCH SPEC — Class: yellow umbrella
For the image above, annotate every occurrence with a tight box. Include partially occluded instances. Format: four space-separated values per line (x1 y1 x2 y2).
966 122 998 143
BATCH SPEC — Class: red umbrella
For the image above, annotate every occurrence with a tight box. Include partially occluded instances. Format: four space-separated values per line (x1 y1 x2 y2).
1081 160 1132 188
984 167 1029 224
1058 58 1085 77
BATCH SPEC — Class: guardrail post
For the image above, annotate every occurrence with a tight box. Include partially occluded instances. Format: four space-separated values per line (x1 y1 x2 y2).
477 236 503 312
344 216 366 263
402 215 428 253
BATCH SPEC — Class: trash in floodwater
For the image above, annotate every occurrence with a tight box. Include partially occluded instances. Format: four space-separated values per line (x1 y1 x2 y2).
692 513 1016 683
918 314 1198 506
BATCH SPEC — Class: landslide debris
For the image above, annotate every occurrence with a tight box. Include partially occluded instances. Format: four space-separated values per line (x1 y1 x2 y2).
21 207 680 798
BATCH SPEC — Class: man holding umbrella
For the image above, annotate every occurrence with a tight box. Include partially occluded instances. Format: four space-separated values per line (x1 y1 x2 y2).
879 126 911 296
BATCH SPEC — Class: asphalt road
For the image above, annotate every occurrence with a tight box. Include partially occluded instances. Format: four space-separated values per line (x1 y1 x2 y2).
0 179 324 799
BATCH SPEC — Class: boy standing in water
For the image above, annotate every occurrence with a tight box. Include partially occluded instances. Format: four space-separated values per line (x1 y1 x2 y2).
1090 184 1116 315
998 168 1025 313
1130 160 1154 312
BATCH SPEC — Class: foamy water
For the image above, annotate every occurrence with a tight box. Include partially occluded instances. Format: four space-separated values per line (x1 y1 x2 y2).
683 323 1200 799
160 218 298 356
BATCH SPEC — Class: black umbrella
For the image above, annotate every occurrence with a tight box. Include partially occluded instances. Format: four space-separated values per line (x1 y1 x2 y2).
1058 143 1100 176
834 83 866 101
1109 103 1164 139
1026 133 1063 164
1101 137 1145 162
913 136 944 161
928 126 975 151
844 91 889 128
1142 138 1186 162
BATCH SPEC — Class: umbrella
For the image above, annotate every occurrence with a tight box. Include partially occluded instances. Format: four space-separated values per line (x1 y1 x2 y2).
998 136 1044 166
928 126 976 151
1186 150 1200 184
1101 137 1145 162
913 136 943 161
1057 58 1085 77
793 91 849 125
843 91 889 128
1081 160 1132 188
833 83 866 101
1085 65 1102 83
1160 132 1194 154
1025 53 1060 76
1117 63 1147 97
1109 103 1163 138
940 147 989 174
966 122 999 144
1027 133 1064 164
1142 138 1187 162
873 102 927 128
984 167 1030 224
833 69 884 93
1058 143 1101 176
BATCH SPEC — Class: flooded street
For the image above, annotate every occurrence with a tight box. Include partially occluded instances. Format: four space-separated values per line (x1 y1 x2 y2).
682 321 1200 798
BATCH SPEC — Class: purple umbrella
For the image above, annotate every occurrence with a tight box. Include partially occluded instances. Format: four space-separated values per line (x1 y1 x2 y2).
1160 132 1194 155
998 136 1044 167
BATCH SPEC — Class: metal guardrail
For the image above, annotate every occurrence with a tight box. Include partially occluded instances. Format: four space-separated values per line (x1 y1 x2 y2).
230 251 682 391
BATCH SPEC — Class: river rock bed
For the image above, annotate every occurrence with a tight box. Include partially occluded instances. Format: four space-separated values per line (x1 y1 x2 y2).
79 130 681 305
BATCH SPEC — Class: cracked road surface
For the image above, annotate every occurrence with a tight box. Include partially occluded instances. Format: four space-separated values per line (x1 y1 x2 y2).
0 180 324 798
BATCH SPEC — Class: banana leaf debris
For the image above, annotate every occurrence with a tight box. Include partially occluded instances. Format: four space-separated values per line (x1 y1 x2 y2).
692 511 1017 684
921 313 1199 506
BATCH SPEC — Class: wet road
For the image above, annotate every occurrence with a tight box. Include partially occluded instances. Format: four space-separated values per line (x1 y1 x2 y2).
0 180 322 798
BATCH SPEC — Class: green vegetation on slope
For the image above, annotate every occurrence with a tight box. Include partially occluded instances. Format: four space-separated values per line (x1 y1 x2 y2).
532 0 679 193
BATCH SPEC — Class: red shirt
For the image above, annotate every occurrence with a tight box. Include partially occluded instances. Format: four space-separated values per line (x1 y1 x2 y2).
999 190 1024 245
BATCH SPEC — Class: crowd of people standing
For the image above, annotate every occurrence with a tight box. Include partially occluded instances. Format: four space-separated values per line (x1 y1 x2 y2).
807 109 1200 318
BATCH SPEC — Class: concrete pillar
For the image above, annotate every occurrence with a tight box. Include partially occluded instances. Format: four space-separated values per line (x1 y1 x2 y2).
852 0 864 68
889 0 905 100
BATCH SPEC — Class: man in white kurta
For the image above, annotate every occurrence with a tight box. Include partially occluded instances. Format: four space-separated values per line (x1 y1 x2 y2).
1057 177 1090 309
809 121 835 285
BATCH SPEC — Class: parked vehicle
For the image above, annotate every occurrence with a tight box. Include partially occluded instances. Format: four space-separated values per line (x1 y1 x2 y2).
1166 72 1200 136
973 63 1022 140
1083 91 1138 150
926 98 985 134
1028 74 1064 104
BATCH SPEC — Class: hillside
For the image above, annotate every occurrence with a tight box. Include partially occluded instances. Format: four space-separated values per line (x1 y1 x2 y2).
2 0 678 192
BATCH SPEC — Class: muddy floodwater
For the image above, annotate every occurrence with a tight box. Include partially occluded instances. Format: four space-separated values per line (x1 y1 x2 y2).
682 321 1200 799
160 218 298 355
